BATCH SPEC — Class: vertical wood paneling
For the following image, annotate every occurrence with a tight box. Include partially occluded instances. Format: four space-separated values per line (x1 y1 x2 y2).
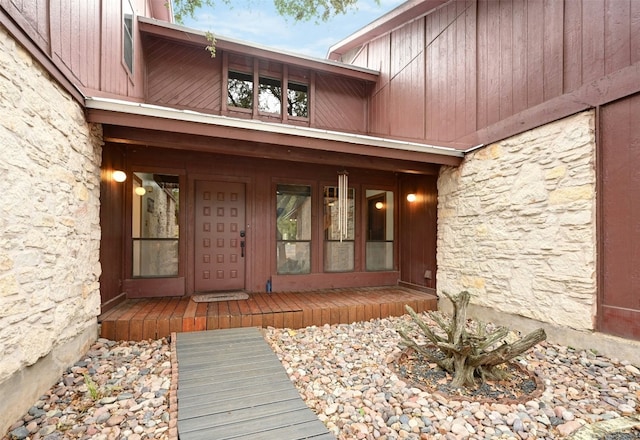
543 0 564 101
632 0 640 64
368 34 392 135
499 0 513 120
464 1 477 137
600 94 640 339
0 0 49 48
485 0 501 126
389 19 425 139
563 0 583 93
475 0 488 132
582 0 605 83
604 0 631 75
526 0 544 107
512 0 527 114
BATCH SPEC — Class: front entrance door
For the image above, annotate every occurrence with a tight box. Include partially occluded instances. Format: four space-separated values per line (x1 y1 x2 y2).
195 181 246 292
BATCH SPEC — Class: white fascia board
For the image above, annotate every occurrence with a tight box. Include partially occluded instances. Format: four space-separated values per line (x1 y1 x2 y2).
85 97 464 158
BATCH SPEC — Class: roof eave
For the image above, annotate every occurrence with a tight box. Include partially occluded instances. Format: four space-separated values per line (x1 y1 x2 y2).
327 0 450 61
85 97 464 165
138 16 380 82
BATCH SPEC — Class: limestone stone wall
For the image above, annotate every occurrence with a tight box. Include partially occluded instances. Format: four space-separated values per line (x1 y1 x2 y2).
437 111 597 331
0 24 102 433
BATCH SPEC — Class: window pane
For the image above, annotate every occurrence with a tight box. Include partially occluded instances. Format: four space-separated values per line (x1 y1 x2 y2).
133 240 178 277
228 71 253 109
288 82 308 118
132 172 179 277
324 186 355 272
259 76 282 114
366 190 394 271
277 242 310 274
324 241 354 272
366 242 393 271
324 186 355 240
123 0 134 73
276 184 311 274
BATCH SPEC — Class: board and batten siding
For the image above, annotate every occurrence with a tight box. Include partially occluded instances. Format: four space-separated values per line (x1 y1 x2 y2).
361 0 640 146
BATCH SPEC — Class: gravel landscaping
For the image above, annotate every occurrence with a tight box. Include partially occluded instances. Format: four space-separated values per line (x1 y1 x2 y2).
2 312 639 440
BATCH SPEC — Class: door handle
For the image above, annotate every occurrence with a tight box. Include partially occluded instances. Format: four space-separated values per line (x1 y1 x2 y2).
240 239 245 257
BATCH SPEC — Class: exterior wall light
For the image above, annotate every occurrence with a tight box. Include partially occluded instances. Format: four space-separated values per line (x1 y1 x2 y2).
135 186 146 196
406 193 417 202
375 201 384 209
112 170 127 182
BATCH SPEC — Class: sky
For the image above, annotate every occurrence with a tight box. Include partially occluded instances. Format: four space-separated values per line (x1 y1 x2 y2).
181 0 406 59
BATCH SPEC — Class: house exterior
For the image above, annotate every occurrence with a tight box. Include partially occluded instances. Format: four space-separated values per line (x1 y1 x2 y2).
1 0 639 435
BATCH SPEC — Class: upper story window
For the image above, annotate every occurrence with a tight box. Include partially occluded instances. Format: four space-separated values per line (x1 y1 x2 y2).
288 82 308 118
228 71 253 109
123 0 134 74
226 54 309 120
259 76 282 114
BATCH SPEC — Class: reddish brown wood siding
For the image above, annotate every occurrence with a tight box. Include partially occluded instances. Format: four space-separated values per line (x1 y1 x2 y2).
100 146 127 312
1 0 151 98
99 143 429 304
314 72 369 133
599 93 640 340
399 174 437 288
145 38 223 112
362 0 640 147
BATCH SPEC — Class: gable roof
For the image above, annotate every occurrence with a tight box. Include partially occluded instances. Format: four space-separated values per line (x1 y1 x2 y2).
327 0 449 61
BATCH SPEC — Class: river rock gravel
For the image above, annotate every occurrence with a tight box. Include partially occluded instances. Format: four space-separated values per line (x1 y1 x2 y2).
262 314 640 440
2 313 639 440
2 338 172 440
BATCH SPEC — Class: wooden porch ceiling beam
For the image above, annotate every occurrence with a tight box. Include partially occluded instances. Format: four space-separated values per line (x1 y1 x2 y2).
102 125 442 175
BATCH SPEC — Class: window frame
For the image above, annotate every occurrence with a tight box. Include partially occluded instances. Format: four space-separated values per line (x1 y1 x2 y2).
122 0 134 76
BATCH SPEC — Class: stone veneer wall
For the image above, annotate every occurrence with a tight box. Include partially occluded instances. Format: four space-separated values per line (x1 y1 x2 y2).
0 24 102 434
437 111 596 331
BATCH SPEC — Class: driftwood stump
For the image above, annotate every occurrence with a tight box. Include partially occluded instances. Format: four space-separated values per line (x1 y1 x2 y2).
398 291 547 388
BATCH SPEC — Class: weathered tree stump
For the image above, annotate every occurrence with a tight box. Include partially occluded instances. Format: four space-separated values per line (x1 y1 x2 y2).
398 291 547 388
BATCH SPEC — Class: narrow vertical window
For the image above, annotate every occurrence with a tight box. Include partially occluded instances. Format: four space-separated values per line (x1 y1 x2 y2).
123 0 134 74
366 190 394 271
259 76 282 114
287 82 308 118
276 184 311 274
323 186 355 272
132 173 180 277
228 71 254 109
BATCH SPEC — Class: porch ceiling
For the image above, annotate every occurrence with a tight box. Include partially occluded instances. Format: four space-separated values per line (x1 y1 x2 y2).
87 97 463 173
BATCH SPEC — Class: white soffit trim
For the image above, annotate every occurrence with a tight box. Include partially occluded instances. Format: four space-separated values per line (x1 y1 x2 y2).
85 97 464 158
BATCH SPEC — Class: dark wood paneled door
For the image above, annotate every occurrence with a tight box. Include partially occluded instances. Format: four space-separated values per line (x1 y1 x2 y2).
600 95 640 340
195 181 246 292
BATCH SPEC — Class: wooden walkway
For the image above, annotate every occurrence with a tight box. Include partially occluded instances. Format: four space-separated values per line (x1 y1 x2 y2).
175 327 336 440
99 286 438 341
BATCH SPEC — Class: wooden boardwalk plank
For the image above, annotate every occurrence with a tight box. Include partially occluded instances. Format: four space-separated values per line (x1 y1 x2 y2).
176 327 335 440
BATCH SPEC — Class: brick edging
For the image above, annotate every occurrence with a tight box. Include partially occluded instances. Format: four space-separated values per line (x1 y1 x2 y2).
168 332 179 440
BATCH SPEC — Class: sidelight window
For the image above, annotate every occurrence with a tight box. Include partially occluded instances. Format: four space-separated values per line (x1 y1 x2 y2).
132 172 180 277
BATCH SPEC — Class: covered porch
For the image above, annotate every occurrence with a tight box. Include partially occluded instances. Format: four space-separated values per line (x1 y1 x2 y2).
98 286 437 341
